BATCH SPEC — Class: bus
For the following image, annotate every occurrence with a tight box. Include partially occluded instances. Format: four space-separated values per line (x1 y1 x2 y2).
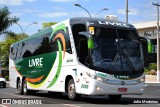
9 17 145 101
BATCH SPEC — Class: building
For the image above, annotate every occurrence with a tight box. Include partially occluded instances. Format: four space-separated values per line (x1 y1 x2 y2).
133 21 158 63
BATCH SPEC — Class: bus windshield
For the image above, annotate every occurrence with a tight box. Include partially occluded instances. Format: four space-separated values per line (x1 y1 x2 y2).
91 27 143 73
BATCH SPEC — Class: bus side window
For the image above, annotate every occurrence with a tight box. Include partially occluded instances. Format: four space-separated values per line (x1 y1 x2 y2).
16 43 22 60
45 28 72 54
21 37 46 58
72 24 88 64
45 33 59 53
32 37 46 56
10 47 14 60
10 44 18 60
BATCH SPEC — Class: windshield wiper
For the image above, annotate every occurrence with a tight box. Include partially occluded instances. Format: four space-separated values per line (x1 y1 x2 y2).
121 46 136 72
109 52 121 71
109 40 123 72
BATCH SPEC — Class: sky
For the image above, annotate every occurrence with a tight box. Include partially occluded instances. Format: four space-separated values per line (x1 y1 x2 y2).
0 0 160 38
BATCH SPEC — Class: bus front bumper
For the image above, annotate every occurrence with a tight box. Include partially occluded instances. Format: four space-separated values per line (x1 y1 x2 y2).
86 80 145 96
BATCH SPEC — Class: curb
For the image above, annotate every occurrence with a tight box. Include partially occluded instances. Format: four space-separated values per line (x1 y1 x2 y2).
145 82 160 86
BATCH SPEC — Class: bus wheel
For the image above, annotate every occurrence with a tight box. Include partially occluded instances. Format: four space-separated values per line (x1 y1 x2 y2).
108 95 122 101
67 79 80 100
17 80 23 94
22 79 28 95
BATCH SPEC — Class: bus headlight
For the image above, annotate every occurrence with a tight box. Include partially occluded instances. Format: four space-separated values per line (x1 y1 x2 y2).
137 77 145 83
86 72 103 82
96 77 103 82
86 72 96 79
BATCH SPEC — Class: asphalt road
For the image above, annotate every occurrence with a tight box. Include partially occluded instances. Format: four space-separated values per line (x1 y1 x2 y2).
0 84 159 107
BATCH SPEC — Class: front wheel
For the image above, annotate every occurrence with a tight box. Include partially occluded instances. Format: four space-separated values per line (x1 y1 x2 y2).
108 95 122 101
67 78 80 100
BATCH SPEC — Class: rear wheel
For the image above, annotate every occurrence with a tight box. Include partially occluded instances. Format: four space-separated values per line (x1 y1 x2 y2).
67 78 80 100
108 95 122 101
22 79 28 95
17 80 23 94
22 79 36 95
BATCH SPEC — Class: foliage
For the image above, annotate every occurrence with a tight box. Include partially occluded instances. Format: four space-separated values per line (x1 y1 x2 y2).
144 68 149 73
145 63 157 75
149 63 157 71
5 76 9 81
0 6 19 35
42 22 57 28
0 33 29 69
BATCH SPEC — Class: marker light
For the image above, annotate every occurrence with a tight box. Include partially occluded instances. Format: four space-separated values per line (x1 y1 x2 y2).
89 27 94 34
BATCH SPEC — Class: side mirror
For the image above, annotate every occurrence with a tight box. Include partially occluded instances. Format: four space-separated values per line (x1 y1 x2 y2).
140 37 154 67
88 38 94 49
79 31 94 49
140 37 153 54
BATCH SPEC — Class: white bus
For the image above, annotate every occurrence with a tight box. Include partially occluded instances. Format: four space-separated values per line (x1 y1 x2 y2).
9 17 145 101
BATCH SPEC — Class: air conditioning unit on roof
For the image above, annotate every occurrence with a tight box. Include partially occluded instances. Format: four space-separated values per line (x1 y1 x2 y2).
105 15 118 21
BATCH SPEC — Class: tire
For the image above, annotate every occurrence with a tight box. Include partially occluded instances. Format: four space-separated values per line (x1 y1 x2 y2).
108 95 122 101
17 80 23 94
67 78 80 100
22 79 36 95
3 82 6 88
22 79 29 95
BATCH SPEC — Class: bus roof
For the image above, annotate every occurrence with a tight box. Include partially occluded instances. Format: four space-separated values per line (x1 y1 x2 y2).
70 17 135 29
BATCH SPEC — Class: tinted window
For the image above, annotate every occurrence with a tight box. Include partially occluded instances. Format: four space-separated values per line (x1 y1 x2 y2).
16 43 22 60
10 44 18 60
21 37 46 58
72 24 87 57
45 27 72 53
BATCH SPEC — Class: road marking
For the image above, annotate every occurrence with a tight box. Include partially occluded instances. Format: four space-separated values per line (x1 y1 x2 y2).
0 104 8 107
63 104 81 107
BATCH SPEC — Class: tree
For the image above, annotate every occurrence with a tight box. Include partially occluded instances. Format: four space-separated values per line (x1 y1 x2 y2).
0 33 28 69
0 6 19 35
42 22 57 28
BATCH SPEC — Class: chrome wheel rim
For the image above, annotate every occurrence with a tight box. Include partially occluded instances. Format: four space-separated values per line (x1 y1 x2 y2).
18 81 21 93
68 83 75 97
23 81 27 94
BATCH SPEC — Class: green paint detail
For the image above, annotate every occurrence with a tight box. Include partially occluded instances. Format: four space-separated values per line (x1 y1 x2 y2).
47 40 62 88
35 66 43 69
49 23 66 41
88 38 94 49
96 72 107 78
81 84 88 89
15 52 57 85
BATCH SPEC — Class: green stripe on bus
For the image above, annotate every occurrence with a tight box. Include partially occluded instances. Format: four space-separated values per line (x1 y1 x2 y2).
47 40 62 88
49 23 66 41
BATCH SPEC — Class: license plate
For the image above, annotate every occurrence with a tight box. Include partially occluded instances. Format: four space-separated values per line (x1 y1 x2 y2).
118 88 127 92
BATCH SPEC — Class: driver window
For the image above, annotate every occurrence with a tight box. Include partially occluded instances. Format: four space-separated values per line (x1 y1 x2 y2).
72 24 88 64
